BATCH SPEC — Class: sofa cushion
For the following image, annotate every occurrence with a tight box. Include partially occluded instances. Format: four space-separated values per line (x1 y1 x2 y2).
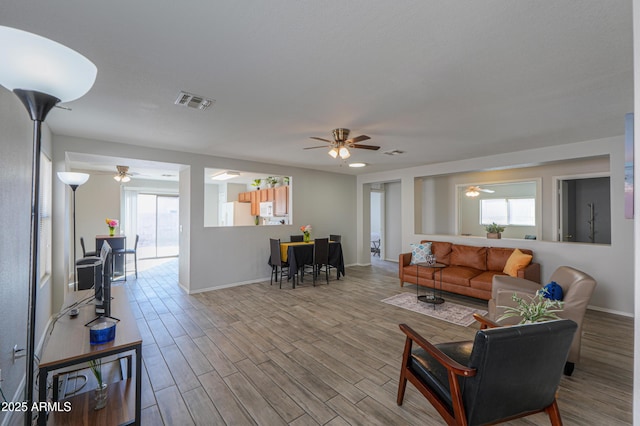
410 242 432 264
402 265 434 281
422 241 452 266
487 247 533 271
440 266 482 287
450 245 487 270
503 248 533 277
470 271 506 292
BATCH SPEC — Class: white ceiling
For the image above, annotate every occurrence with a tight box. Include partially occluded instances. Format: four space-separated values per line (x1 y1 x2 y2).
1 1 633 177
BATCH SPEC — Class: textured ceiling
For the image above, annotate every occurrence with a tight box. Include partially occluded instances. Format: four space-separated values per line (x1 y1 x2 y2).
1 1 633 176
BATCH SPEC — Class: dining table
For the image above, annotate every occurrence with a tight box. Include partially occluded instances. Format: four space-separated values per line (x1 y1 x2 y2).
272 240 345 283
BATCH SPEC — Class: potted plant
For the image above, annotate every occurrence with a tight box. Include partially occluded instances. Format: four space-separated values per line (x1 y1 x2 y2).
266 176 278 188
283 176 290 186
485 222 505 239
498 289 564 324
251 178 261 190
89 359 108 410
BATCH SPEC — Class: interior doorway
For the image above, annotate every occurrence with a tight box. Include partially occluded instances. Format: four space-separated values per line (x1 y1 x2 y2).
557 175 611 244
370 189 383 259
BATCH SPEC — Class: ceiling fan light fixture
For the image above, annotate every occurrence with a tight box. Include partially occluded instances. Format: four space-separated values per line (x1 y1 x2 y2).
328 148 339 158
114 165 132 183
465 189 480 197
339 146 351 159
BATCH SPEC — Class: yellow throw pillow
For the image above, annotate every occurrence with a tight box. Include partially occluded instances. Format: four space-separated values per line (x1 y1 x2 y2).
503 248 533 277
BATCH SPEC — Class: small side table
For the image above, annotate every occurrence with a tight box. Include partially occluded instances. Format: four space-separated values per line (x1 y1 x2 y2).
416 262 446 307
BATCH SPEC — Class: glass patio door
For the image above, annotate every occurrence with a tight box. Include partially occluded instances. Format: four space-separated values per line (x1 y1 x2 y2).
137 194 179 258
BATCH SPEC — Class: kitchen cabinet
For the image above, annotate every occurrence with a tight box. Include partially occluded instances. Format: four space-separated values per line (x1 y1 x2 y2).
250 191 259 216
274 185 288 216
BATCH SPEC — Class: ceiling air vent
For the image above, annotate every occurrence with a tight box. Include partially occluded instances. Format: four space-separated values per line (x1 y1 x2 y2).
174 91 215 111
383 149 406 156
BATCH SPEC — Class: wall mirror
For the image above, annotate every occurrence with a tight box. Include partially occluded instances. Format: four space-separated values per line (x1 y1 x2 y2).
203 168 292 227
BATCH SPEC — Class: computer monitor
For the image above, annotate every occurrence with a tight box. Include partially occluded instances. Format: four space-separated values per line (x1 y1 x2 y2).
95 241 112 316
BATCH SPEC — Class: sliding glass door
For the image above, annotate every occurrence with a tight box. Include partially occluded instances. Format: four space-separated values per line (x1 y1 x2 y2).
137 194 179 258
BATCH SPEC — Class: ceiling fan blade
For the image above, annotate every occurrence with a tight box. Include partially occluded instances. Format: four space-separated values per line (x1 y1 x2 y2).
479 188 495 193
352 144 380 150
346 135 371 144
310 137 333 143
304 145 329 150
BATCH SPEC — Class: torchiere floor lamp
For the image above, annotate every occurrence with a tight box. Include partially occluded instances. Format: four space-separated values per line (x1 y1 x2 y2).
0 26 96 425
57 172 90 290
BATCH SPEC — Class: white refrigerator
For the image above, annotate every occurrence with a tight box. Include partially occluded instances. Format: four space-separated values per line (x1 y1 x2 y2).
221 201 254 226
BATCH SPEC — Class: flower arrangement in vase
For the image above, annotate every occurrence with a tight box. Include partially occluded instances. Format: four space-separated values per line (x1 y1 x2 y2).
300 224 312 242
105 218 119 236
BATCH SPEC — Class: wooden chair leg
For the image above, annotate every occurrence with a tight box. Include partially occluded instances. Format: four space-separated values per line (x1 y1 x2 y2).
545 399 563 426
397 371 408 405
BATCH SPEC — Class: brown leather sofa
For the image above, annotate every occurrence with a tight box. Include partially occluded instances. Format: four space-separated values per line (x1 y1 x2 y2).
399 241 540 300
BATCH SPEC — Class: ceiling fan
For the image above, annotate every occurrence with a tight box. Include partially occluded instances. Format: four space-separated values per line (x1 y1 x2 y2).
465 186 495 197
113 165 133 183
305 128 380 159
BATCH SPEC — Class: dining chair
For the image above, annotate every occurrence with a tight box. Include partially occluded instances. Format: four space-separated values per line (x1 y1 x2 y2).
312 237 330 286
114 234 139 279
329 234 341 243
80 237 98 257
290 235 304 242
270 238 294 288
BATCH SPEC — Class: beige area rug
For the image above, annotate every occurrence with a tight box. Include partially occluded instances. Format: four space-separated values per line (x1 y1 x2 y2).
381 293 488 327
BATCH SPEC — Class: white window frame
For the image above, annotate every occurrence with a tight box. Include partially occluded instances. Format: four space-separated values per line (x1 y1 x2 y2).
480 197 536 226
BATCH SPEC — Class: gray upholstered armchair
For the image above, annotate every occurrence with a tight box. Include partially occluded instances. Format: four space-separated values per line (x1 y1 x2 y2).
489 266 596 375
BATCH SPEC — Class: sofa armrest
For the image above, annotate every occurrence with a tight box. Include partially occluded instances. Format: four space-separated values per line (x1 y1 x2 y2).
517 262 540 283
399 253 412 283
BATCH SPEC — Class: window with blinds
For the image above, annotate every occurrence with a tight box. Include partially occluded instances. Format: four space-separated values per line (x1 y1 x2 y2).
39 153 52 283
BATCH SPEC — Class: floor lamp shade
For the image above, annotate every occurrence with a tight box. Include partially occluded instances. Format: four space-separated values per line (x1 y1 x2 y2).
57 172 90 188
0 26 97 102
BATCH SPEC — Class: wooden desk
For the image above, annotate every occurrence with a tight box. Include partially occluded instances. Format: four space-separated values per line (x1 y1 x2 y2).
38 287 142 425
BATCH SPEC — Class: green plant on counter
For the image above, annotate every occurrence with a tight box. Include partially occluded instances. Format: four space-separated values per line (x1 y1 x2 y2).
251 179 261 189
484 222 505 233
266 176 279 187
88 359 103 387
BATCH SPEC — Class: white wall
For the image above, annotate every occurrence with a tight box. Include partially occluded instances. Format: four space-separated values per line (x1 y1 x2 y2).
203 183 219 227
0 88 55 423
52 135 357 299
384 182 402 261
632 1 640 423
358 135 633 316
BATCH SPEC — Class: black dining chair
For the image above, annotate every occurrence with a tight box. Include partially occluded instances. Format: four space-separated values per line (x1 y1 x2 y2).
270 238 294 288
114 234 139 279
290 235 304 242
329 234 341 243
312 238 330 286
80 237 98 257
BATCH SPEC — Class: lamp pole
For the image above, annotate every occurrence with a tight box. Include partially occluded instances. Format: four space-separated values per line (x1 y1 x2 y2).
13 89 59 426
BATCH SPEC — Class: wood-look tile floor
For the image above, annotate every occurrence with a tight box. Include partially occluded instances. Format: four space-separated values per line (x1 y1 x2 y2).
122 257 632 426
